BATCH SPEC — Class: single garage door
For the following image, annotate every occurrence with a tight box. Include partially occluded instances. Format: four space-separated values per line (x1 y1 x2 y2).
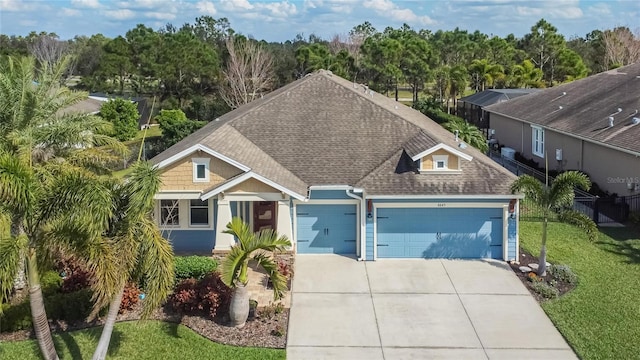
376 207 503 259
296 204 357 254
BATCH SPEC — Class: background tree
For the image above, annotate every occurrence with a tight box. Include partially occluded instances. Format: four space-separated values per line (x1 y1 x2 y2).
27 34 70 71
602 27 640 68
520 19 567 85
510 171 597 276
221 36 275 109
442 118 488 152
99 36 133 94
555 48 589 82
100 98 139 141
468 59 504 92
156 109 205 148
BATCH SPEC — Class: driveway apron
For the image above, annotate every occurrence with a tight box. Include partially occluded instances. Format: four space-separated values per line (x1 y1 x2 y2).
287 255 577 360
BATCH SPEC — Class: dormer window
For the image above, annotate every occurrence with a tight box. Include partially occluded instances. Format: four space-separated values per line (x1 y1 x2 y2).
192 158 210 182
433 155 448 170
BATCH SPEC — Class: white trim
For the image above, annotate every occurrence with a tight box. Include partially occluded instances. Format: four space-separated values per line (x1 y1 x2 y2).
155 191 201 200
224 193 288 202
419 170 463 175
308 185 354 190
292 199 361 257
411 143 473 162
200 171 306 201
515 199 520 262
192 157 210 182
367 194 525 200
489 110 640 158
531 125 545 158
154 144 251 172
432 155 448 170
372 202 509 260
503 207 508 261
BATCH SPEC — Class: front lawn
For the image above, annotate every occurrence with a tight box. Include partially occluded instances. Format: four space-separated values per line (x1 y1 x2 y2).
0 321 285 360
520 221 640 359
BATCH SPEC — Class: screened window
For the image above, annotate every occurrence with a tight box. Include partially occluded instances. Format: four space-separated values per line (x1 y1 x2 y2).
160 200 179 226
192 158 210 182
190 199 209 226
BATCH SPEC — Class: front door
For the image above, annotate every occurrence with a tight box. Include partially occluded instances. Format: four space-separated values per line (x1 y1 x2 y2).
253 201 277 232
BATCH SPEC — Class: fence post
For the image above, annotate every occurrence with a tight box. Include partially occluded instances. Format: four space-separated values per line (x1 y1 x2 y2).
592 198 599 224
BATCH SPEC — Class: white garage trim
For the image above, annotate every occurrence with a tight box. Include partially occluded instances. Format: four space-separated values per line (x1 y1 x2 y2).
373 202 509 261
292 199 361 257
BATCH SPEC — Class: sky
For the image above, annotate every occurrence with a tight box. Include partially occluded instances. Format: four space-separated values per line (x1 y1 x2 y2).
0 0 638 42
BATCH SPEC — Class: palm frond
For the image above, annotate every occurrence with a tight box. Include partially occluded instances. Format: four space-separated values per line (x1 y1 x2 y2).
558 210 598 242
0 232 28 307
0 152 34 215
253 253 287 300
137 220 174 319
124 162 162 221
223 217 253 251
511 175 546 207
220 245 248 287
84 236 123 319
550 171 590 208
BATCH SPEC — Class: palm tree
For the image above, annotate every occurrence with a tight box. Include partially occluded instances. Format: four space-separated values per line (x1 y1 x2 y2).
468 59 504 92
442 118 489 152
220 218 291 327
509 60 545 88
510 171 597 276
91 161 174 360
0 156 113 360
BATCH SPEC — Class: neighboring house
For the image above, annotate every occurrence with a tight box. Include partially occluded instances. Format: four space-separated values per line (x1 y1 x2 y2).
485 63 640 197
56 98 103 116
89 94 152 129
457 89 539 134
150 70 521 261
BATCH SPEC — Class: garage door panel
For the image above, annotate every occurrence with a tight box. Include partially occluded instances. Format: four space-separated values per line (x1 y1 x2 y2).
376 207 503 259
297 204 357 254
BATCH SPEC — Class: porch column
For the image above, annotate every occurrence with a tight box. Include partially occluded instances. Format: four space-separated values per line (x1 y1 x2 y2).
215 197 235 250
276 199 293 245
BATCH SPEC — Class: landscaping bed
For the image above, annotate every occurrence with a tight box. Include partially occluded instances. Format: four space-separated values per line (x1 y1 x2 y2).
509 250 576 303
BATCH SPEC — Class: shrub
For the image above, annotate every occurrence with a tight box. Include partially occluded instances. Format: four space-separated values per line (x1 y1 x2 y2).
40 270 62 296
0 302 32 332
629 211 640 225
271 325 285 337
260 302 285 320
531 281 559 299
527 272 542 282
119 284 141 314
58 257 92 293
174 256 218 282
550 264 578 284
168 273 232 319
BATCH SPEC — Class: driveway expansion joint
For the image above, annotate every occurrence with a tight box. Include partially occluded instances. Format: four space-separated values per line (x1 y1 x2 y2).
364 261 386 360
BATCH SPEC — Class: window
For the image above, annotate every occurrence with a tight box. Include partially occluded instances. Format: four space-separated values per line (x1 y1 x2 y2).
192 158 210 182
432 155 449 170
532 126 544 158
160 200 179 226
190 199 209 226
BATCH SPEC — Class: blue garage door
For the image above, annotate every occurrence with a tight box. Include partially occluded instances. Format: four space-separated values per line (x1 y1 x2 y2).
296 204 357 254
377 208 503 259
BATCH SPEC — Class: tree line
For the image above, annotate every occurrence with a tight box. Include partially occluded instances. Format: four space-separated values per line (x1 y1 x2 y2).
2 17 639 122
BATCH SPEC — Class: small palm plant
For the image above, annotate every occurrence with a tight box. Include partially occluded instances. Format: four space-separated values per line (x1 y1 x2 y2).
511 171 597 276
220 217 291 327
443 118 489 152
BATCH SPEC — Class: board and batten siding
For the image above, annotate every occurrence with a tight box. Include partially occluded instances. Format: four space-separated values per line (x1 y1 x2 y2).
160 150 244 191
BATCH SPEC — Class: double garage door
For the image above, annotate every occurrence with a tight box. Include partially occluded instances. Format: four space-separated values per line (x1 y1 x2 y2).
296 204 504 259
296 204 358 254
377 207 503 259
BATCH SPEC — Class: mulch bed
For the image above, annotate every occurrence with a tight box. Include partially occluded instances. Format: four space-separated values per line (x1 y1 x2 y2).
509 250 575 303
0 296 288 349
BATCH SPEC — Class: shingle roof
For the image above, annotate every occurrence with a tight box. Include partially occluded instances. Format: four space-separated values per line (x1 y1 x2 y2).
57 98 103 116
152 70 516 196
485 63 640 154
460 89 539 107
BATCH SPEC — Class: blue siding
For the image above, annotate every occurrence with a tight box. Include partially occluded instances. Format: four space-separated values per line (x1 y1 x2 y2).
308 190 352 200
296 204 357 254
376 208 503 259
508 216 517 260
163 230 215 255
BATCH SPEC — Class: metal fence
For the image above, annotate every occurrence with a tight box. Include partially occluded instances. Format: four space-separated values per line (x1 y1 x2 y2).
488 149 635 224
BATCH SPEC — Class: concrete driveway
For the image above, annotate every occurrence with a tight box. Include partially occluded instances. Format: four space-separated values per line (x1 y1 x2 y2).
287 255 576 360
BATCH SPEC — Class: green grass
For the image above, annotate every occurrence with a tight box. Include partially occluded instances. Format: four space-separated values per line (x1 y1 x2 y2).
135 125 162 140
0 321 285 360
520 221 640 359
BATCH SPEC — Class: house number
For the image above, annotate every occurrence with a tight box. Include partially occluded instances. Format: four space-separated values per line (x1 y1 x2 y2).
437 203 446 207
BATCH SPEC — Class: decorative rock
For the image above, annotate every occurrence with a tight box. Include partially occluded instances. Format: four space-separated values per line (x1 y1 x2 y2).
528 263 539 270
519 266 532 273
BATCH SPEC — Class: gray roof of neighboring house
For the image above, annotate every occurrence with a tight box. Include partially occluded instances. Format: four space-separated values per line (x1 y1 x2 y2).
460 89 539 107
57 98 104 116
485 63 640 154
152 71 516 196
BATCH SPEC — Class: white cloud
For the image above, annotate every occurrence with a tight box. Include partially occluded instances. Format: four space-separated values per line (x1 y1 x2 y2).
587 3 611 16
363 0 434 25
257 1 297 18
0 0 37 11
144 11 176 20
103 8 136 20
195 0 217 15
220 0 254 11
71 0 101 9
61 8 82 16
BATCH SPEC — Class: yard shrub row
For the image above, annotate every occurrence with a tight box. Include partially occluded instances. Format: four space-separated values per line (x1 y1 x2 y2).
174 256 218 282
168 272 232 319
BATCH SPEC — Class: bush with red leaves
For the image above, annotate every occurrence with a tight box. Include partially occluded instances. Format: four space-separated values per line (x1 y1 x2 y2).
168 273 232 319
57 257 92 293
119 284 141 314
